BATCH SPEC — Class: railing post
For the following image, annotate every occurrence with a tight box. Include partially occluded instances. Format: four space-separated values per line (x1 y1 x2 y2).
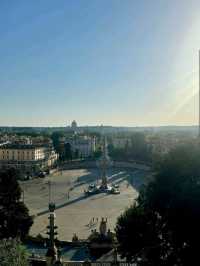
83 260 91 266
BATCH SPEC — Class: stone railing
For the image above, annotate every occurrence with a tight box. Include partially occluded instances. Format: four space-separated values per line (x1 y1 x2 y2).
29 259 136 266
63 263 136 266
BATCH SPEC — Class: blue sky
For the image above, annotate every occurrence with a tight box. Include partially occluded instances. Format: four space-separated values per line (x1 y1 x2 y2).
0 0 200 126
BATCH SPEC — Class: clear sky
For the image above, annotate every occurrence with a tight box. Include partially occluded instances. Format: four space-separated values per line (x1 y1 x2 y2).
0 0 200 127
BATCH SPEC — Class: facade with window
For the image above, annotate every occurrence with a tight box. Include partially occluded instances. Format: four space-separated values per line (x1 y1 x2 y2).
0 143 58 175
65 135 96 158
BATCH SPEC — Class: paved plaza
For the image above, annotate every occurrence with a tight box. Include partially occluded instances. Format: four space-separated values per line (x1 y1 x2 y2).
21 168 151 240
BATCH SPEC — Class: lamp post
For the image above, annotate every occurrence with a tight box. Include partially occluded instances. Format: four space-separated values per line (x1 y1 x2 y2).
112 240 118 266
46 202 58 266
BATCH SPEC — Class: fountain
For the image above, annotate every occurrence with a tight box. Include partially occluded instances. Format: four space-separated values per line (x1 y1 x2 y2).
85 136 120 196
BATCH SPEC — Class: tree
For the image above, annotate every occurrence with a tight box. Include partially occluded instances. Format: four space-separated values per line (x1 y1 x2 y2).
116 204 161 264
64 142 72 161
108 133 152 163
51 131 64 154
74 148 79 159
116 143 200 265
93 147 102 159
0 239 29 266
131 133 151 162
0 168 33 240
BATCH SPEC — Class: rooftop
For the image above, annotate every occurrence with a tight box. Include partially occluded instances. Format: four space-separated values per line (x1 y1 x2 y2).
0 143 50 149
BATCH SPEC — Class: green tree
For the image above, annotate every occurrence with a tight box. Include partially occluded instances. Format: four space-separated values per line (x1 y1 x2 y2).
51 131 64 153
74 148 79 159
64 142 72 161
116 205 161 264
116 143 200 265
131 133 151 162
0 239 29 266
0 168 33 240
108 133 152 163
93 147 102 159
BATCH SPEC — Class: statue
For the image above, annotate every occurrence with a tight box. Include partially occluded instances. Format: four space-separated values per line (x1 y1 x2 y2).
99 217 107 236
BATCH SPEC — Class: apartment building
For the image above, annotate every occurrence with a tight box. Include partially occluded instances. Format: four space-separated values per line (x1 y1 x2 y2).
0 143 58 175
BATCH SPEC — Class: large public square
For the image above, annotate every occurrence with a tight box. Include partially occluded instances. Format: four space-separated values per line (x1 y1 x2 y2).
20 167 152 240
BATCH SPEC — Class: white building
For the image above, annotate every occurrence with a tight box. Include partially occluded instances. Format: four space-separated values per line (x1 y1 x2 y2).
0 144 45 161
66 135 96 158
71 120 78 131
0 143 58 174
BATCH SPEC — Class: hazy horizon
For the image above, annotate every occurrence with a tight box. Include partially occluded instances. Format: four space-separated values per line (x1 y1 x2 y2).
0 123 199 128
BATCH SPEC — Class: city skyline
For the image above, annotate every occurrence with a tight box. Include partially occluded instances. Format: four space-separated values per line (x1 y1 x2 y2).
0 1 200 126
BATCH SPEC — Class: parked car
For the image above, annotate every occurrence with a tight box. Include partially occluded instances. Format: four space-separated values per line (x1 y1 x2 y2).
38 171 46 178
89 184 96 189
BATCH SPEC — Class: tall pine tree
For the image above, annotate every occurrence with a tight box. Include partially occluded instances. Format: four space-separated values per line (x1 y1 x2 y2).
0 168 33 240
